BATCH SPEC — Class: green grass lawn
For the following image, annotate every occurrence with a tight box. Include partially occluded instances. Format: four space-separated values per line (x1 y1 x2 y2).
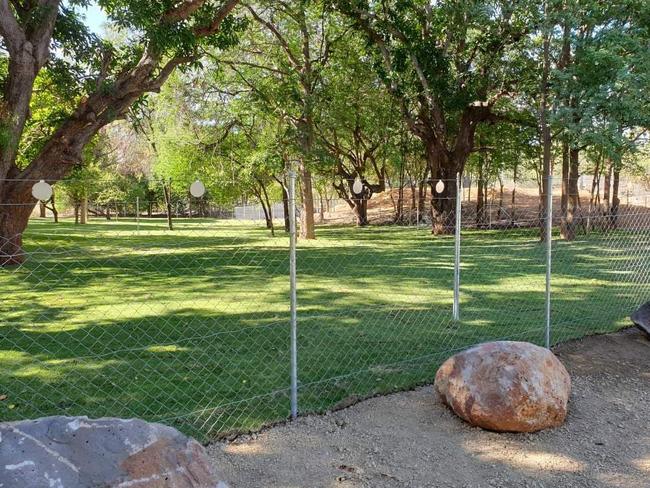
1 217 648 440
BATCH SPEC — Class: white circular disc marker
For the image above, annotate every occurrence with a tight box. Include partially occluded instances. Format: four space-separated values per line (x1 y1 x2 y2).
352 178 363 195
32 180 53 201
435 180 445 194
190 180 206 198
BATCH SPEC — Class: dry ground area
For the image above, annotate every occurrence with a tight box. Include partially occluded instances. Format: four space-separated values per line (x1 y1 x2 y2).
208 328 650 488
324 186 650 227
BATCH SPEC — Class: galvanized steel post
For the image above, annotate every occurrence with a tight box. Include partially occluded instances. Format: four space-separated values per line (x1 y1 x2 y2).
288 170 298 419
453 173 462 321
545 174 553 349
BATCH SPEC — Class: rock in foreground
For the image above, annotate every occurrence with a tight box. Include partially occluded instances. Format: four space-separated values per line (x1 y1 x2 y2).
0 416 228 488
631 301 650 338
435 341 571 432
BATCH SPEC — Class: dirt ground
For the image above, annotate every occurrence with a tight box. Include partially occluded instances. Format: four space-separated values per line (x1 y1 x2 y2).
324 186 650 228
208 328 650 488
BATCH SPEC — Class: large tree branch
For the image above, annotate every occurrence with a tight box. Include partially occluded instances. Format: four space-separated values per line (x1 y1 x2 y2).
163 0 208 22
27 0 60 66
225 62 286 116
245 5 301 69
0 0 25 55
298 8 312 92
1 0 244 249
194 0 240 36
18 1 240 182
342 6 423 139
0 0 60 175
148 55 196 91
391 35 446 138
317 126 358 166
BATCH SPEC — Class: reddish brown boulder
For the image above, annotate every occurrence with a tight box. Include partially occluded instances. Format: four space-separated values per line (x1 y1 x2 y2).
435 341 571 432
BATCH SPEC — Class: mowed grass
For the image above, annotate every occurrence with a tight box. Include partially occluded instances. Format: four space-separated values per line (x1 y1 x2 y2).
1 217 648 440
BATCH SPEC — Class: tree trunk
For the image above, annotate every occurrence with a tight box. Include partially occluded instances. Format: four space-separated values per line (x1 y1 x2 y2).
476 161 485 225
559 144 579 239
417 175 427 223
333 179 370 227
257 191 272 230
74 204 80 224
497 176 504 220
430 173 458 234
0 219 27 265
260 179 275 236
395 183 404 223
282 179 290 233
394 162 405 223
280 178 290 233
409 181 417 223
560 139 570 238
603 159 612 212
80 197 88 224
590 156 600 209
485 181 491 228
0 187 33 265
511 164 518 223
353 197 369 226
48 194 59 223
319 193 325 223
609 164 621 229
298 161 315 239
429 151 459 235
163 181 173 231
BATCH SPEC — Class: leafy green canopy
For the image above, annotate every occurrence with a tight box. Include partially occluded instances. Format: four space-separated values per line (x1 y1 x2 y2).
0 1 245 179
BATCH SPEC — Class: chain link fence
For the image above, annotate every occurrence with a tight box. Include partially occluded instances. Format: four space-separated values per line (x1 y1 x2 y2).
1 175 649 441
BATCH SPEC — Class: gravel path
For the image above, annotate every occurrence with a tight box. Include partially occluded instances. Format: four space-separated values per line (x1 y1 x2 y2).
208 329 650 487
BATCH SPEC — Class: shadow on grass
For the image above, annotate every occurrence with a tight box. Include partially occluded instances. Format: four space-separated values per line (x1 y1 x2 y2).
1 221 647 439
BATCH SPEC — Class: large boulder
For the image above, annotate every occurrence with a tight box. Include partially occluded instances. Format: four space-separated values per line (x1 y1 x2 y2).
631 301 650 338
0 416 228 488
435 341 571 432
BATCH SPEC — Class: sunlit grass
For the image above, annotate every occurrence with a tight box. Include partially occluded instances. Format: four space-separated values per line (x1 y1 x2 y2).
0 217 647 440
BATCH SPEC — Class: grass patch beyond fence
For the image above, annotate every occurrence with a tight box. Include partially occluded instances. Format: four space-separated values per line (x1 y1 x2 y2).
1 217 646 439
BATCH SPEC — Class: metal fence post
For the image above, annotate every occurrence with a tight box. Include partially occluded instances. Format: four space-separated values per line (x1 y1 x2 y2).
288 170 298 419
453 173 462 321
545 174 553 349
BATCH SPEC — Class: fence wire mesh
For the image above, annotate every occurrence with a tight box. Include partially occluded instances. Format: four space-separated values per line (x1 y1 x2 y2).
1 176 649 442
